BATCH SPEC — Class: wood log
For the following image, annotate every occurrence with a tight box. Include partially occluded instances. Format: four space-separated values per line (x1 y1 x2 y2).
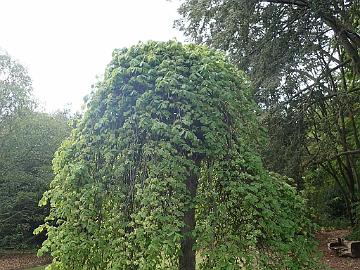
328 238 360 258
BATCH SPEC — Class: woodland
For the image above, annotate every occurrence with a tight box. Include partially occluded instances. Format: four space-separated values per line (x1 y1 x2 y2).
0 0 359 269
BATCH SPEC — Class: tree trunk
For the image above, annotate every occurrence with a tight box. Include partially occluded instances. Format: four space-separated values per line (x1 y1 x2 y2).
179 171 198 270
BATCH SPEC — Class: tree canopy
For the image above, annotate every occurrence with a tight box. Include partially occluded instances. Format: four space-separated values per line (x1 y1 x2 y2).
176 0 360 91
37 41 318 269
0 111 70 248
176 0 360 220
0 49 33 123
0 50 71 249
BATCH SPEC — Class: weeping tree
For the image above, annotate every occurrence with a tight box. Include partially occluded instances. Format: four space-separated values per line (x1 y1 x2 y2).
37 41 318 269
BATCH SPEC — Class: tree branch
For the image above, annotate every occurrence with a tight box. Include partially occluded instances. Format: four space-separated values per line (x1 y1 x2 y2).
280 59 351 106
260 0 308 7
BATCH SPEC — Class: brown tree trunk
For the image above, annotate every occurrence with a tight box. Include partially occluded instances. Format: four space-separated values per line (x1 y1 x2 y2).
179 171 198 270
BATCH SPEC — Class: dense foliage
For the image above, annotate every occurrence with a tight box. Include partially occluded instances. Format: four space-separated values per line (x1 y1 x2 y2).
0 50 71 249
0 112 70 248
176 0 360 223
38 41 318 269
0 49 33 123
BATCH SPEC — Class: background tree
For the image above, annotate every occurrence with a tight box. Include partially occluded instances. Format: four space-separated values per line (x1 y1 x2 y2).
0 49 33 123
0 50 71 248
0 112 70 248
176 0 360 221
37 41 318 270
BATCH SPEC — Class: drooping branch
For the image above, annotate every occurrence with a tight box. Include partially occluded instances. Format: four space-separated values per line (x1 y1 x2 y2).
316 11 360 74
261 0 360 74
280 59 351 106
260 0 308 7
310 149 360 166
0 211 26 223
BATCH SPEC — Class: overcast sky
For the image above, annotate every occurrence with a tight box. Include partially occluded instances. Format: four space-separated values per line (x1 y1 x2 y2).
0 0 184 112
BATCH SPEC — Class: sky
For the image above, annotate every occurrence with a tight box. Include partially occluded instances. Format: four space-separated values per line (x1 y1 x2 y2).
0 0 185 112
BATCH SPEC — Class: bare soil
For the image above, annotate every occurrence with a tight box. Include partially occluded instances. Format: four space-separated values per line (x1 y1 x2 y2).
316 229 360 270
1 231 360 270
0 252 50 270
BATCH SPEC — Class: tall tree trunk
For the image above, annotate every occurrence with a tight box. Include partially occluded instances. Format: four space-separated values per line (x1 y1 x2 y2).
179 170 198 270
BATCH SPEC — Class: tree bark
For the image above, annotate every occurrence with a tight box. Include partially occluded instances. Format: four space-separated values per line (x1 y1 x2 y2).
179 170 198 270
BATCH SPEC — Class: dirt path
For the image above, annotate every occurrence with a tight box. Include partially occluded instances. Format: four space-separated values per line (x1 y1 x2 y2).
0 252 50 270
316 229 360 270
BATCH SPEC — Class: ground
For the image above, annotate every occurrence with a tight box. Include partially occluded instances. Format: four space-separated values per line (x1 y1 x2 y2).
1 231 360 270
317 229 360 270
25 267 46 270
0 252 50 270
